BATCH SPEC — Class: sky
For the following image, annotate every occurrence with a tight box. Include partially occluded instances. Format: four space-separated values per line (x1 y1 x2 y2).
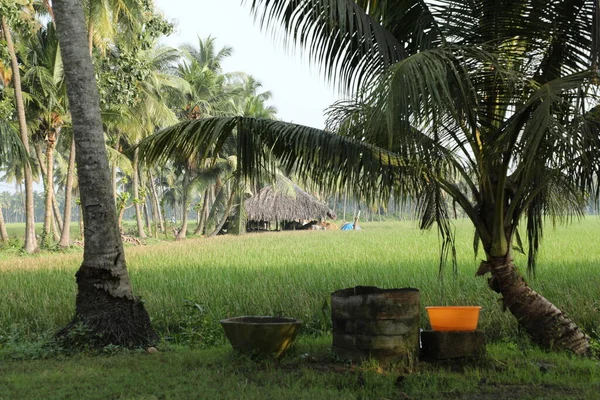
153 0 340 129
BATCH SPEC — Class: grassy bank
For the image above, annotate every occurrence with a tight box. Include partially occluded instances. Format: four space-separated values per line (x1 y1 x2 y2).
1 218 600 346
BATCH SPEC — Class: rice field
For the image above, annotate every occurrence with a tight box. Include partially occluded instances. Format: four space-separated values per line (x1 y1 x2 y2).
1 218 600 345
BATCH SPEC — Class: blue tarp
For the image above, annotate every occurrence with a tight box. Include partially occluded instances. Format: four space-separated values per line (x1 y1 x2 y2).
341 223 361 231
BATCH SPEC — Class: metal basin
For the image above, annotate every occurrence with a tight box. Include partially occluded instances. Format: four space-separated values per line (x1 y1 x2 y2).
220 316 302 358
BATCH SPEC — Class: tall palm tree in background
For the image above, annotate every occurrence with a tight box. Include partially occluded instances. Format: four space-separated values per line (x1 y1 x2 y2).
235 76 277 119
1 4 40 252
22 22 67 247
175 36 241 120
0 121 26 242
162 36 242 240
140 0 600 354
141 40 279 239
108 44 187 238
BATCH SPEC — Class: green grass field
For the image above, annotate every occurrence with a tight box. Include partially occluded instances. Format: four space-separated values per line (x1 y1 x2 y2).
2 218 600 399
1 218 600 344
2 340 600 400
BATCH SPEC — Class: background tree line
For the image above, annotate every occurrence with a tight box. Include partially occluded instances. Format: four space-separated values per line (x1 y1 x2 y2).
0 0 281 247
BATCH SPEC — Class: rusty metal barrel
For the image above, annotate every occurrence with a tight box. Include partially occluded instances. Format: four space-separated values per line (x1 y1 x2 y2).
331 286 420 362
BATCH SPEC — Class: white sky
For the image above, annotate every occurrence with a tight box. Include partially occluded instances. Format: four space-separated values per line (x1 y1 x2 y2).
154 0 340 129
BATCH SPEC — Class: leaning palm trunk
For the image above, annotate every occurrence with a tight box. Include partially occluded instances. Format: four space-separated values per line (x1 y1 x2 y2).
208 189 236 238
54 0 156 347
0 205 9 242
193 188 210 235
58 138 76 247
478 258 590 355
2 16 37 253
52 191 63 233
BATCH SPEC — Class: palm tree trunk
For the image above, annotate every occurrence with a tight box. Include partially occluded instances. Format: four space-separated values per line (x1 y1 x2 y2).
194 188 210 235
34 142 53 246
143 200 152 236
176 170 190 240
353 209 361 230
208 189 235 238
36 140 64 239
0 205 9 242
132 148 146 238
43 131 58 247
58 138 76 247
2 16 38 253
54 0 156 347
111 139 119 203
52 193 63 236
478 258 590 355
148 170 164 234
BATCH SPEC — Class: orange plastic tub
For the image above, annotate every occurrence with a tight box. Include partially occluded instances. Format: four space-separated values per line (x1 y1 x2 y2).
425 306 482 332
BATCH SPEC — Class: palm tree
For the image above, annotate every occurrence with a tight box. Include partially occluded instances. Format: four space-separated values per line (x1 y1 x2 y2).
22 22 67 247
139 1 600 354
156 36 244 240
53 0 156 347
114 45 187 238
0 120 26 242
235 76 277 119
1 10 39 252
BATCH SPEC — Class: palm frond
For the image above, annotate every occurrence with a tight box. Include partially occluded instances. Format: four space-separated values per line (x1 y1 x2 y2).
0 121 27 165
245 0 408 93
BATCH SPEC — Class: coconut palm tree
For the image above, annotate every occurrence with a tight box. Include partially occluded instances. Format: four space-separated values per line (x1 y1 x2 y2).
22 22 67 247
114 45 187 238
1 7 40 252
139 1 600 354
53 0 156 347
0 120 26 242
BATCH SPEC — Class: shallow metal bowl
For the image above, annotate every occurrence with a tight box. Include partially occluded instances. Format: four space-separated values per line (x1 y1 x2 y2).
220 316 302 358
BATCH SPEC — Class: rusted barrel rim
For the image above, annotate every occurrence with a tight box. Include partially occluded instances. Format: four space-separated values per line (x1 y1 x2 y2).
332 286 419 298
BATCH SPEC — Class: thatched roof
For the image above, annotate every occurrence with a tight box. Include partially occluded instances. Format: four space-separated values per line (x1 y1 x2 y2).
245 184 336 222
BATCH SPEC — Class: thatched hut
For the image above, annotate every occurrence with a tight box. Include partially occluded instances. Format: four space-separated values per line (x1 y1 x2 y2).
245 183 336 230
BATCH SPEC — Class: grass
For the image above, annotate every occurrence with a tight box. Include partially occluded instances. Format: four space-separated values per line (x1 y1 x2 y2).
1 338 600 399
2 218 600 399
1 218 600 345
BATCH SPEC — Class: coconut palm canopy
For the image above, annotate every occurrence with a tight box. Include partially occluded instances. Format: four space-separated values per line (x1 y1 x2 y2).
245 181 336 222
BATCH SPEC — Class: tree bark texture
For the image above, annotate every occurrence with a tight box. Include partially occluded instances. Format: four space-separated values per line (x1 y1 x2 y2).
132 148 146 238
111 138 119 203
59 138 76 247
143 199 152 236
0 205 9 242
176 169 190 240
194 188 210 235
148 170 164 235
34 142 54 246
44 131 58 245
208 189 236 237
36 141 64 238
2 16 38 253
53 0 156 347
478 258 590 355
